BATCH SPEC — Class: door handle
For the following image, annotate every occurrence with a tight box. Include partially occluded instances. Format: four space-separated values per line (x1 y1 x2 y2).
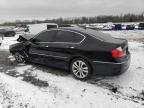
45 45 49 47
67 46 75 49
70 46 75 49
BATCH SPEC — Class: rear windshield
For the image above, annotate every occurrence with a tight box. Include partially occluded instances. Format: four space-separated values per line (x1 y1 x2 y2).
84 28 125 44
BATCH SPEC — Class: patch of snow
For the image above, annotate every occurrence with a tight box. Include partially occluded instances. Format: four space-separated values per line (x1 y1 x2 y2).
0 72 142 108
8 55 15 61
103 30 144 40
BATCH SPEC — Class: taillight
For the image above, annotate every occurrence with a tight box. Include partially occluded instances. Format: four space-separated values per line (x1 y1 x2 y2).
112 47 125 59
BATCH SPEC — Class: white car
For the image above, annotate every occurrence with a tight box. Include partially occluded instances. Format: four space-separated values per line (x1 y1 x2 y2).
134 24 139 30
121 25 126 30
96 24 103 30
14 27 28 32
102 25 113 30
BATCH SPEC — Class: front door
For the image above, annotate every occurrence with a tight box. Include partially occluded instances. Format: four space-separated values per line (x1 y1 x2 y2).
28 29 57 64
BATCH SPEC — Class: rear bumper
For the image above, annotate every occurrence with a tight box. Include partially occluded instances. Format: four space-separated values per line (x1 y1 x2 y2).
91 53 131 76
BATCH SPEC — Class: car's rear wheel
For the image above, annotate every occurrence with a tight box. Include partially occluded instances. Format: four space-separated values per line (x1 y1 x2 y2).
70 58 91 80
14 52 25 63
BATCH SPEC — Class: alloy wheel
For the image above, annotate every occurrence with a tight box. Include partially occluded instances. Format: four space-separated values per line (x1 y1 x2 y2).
72 60 89 79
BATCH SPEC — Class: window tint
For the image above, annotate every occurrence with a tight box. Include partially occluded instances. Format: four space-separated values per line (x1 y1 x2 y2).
54 30 84 43
34 30 57 42
85 29 113 41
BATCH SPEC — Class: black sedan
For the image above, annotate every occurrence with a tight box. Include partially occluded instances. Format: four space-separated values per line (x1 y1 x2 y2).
9 27 131 80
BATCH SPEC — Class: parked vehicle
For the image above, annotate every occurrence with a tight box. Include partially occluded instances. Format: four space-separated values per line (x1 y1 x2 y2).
10 27 131 80
95 24 103 30
134 23 139 30
102 25 113 31
14 24 29 32
47 23 58 29
138 23 144 30
126 24 135 30
113 24 122 30
102 22 114 31
86 24 100 30
0 28 16 37
121 25 126 30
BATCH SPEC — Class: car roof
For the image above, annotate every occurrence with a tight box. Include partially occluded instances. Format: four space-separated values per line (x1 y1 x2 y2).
55 27 125 44
55 27 107 41
57 27 86 32
56 27 100 35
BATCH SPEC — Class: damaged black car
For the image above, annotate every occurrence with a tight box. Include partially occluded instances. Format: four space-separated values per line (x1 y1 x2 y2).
9 27 131 80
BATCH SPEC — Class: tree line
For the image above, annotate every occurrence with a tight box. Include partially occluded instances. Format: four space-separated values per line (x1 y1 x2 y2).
1 13 144 26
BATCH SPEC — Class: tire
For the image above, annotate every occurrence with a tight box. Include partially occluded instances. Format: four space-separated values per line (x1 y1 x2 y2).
14 52 26 63
70 58 92 80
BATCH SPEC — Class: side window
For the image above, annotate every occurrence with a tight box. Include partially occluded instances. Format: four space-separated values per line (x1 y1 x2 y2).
34 30 57 42
54 30 84 43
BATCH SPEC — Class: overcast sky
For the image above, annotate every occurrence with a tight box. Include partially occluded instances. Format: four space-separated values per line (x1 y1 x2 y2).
0 0 144 23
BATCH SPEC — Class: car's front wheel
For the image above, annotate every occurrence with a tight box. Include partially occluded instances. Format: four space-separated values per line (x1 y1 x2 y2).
14 52 26 63
70 58 91 80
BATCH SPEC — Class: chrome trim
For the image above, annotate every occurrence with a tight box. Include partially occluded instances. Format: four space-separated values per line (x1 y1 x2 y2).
30 52 67 59
33 29 86 44
93 60 126 64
